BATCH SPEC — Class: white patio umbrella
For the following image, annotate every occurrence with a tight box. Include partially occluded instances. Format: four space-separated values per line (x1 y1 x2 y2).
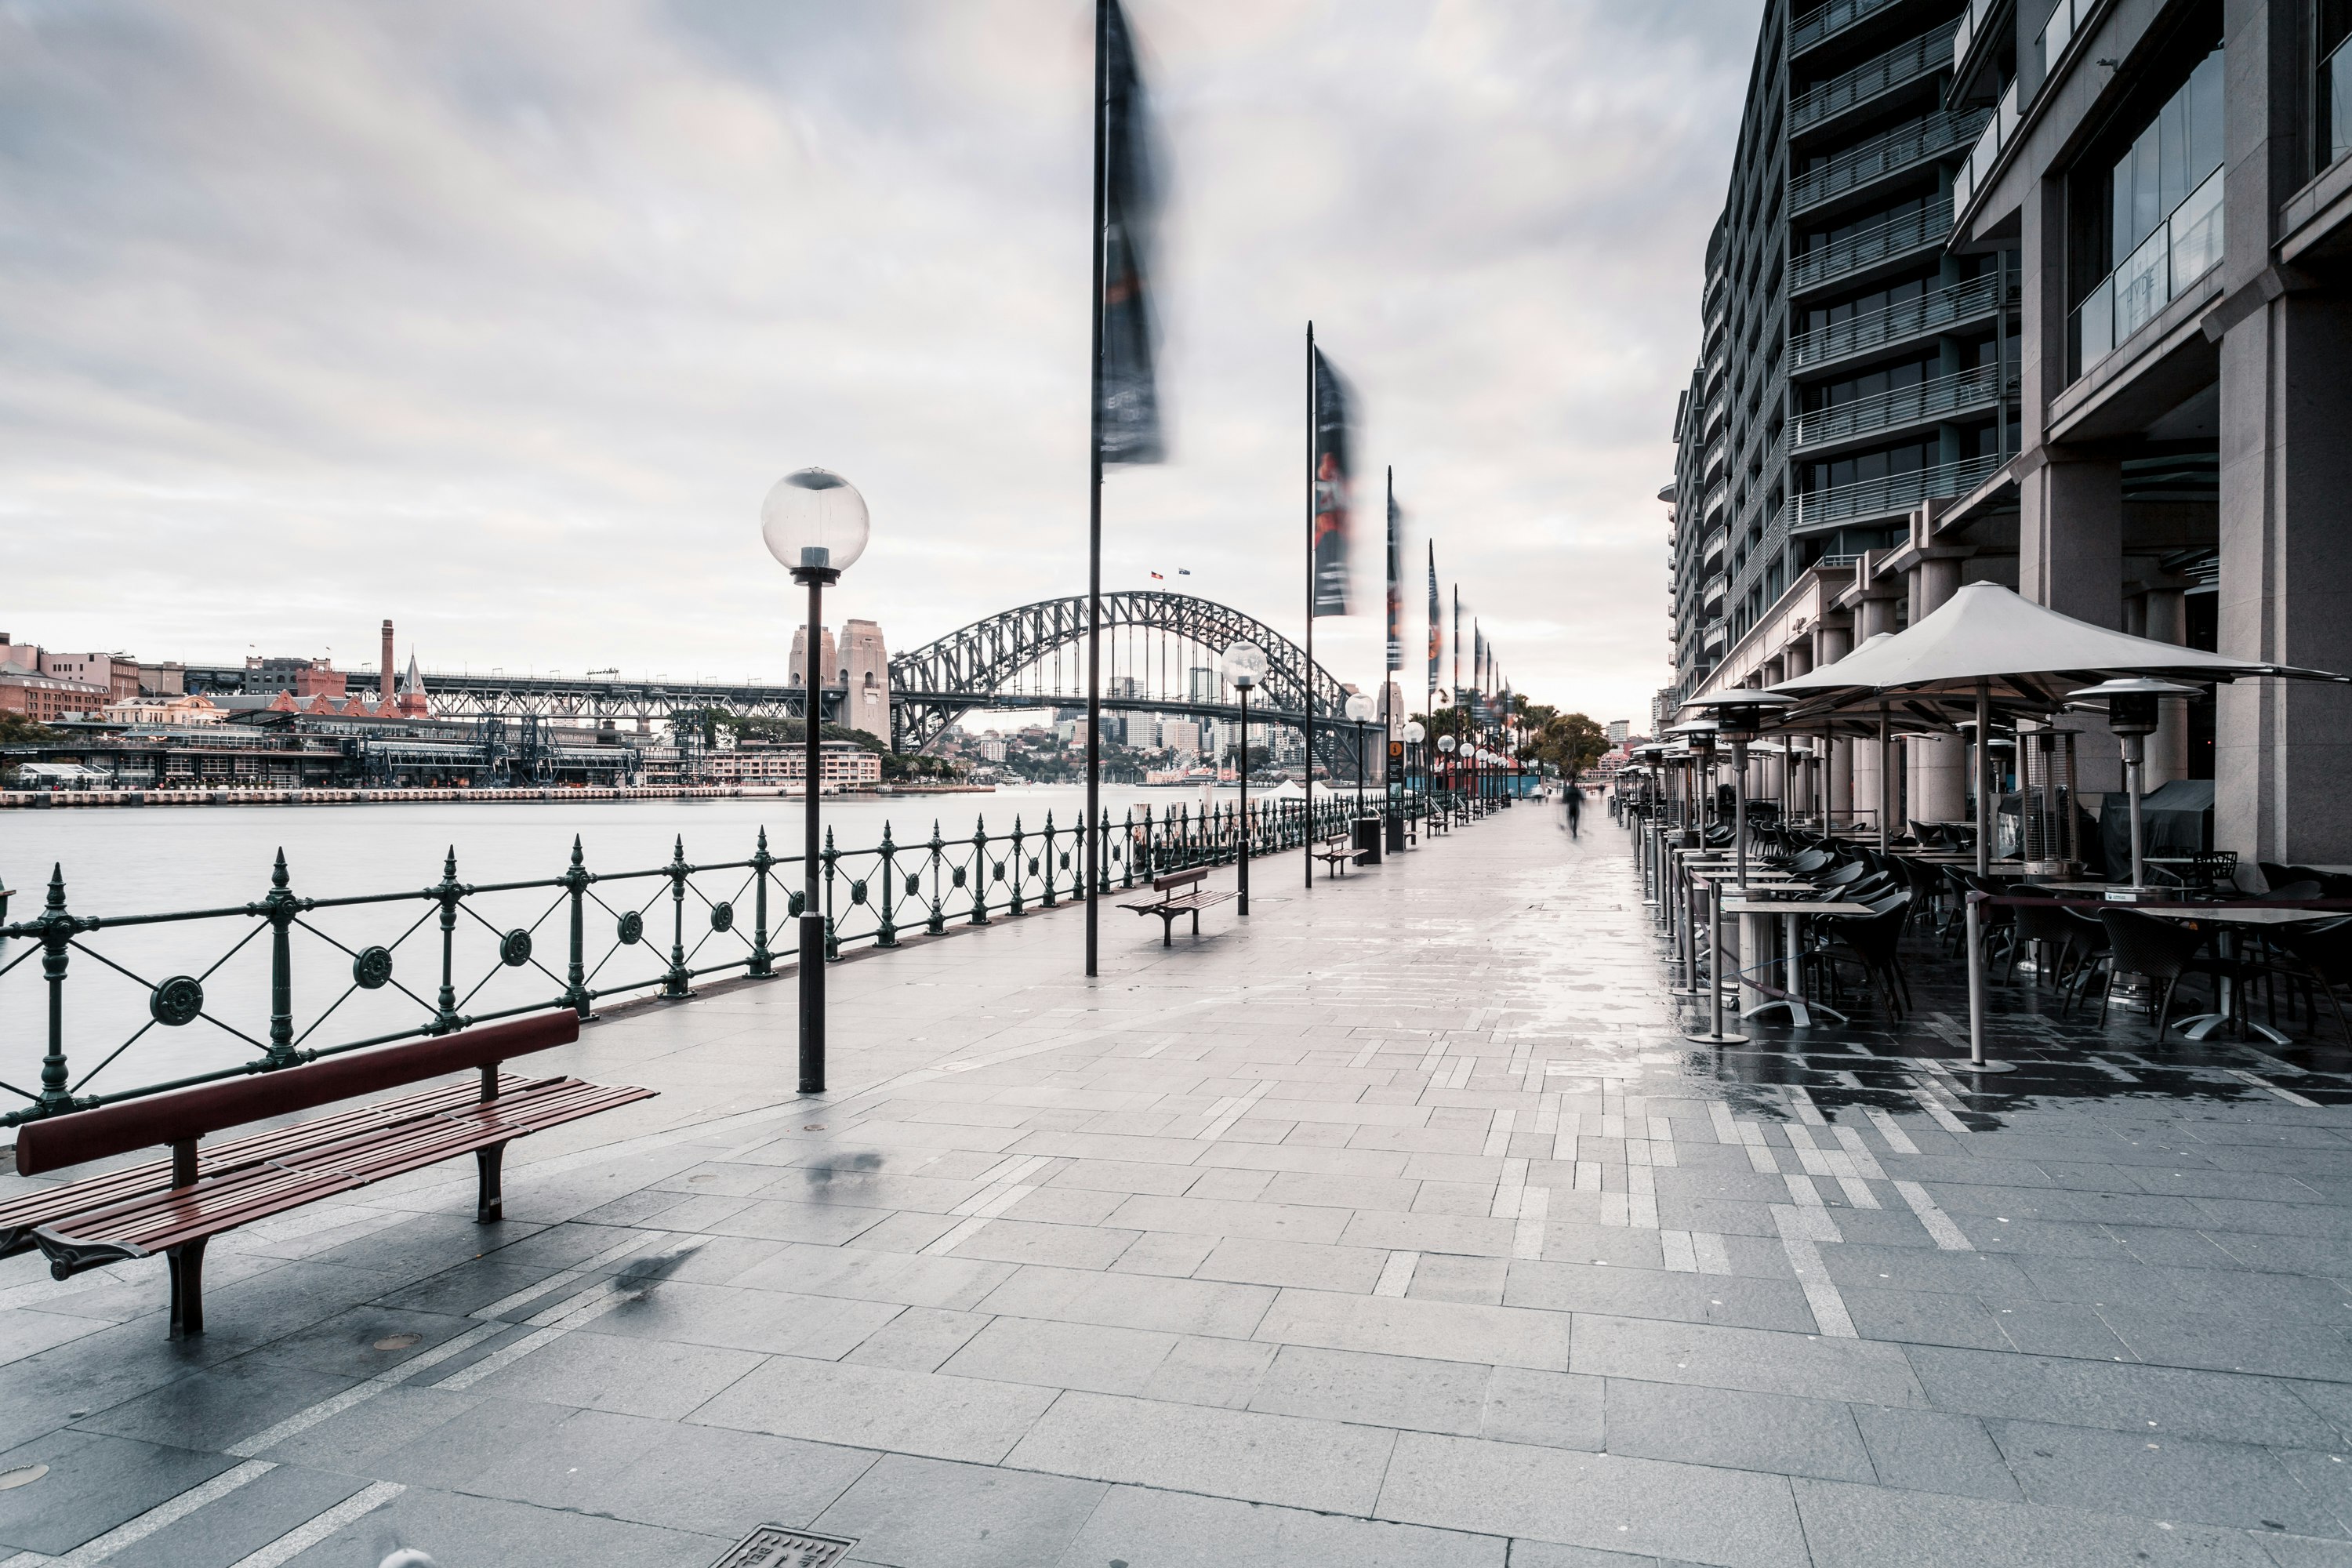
1769 583 2344 877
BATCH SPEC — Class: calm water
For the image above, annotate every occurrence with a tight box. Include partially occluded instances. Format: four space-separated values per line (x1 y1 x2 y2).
0 785 1238 1109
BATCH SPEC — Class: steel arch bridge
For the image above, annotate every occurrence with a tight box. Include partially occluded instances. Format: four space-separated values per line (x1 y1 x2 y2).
888 590 1356 758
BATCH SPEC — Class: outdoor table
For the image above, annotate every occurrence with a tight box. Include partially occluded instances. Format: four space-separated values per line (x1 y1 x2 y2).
1722 897 1874 1027
2136 905 2336 1045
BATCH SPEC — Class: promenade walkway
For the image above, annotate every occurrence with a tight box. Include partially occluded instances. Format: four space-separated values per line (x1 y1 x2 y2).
4 802 2352 1566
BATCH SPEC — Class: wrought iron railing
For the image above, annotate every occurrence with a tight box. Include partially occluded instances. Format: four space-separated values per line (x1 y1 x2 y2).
0 794 1436 1128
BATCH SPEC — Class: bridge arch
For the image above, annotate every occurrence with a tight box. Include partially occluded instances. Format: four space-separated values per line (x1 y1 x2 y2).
888 590 1358 756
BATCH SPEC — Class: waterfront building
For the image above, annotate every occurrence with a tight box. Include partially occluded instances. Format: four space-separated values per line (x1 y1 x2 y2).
101 693 227 728
39 652 142 700
241 655 347 699
1668 0 2014 704
705 739 880 789
1669 0 2352 862
0 671 111 723
1606 720 1632 746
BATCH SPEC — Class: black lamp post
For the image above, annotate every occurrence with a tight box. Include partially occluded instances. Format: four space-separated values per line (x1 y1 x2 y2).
761 466 870 1095
1403 719 1426 824
1344 692 1374 822
1438 733 1457 822
1221 641 1268 914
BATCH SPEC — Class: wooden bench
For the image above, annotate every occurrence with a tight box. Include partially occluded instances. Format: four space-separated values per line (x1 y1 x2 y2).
2 1011 652 1339
1120 868 1238 946
1311 835 1359 875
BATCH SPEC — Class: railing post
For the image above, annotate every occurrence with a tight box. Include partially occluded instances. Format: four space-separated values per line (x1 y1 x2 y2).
34 865 83 1119
822 826 840 960
927 820 947 935
262 848 301 1068
876 822 900 948
1098 808 1113 891
1121 808 1136 889
663 835 691 996
434 847 463 1033
1008 815 1027 916
969 815 991 925
1040 812 1058 908
565 834 594 1012
748 827 775 978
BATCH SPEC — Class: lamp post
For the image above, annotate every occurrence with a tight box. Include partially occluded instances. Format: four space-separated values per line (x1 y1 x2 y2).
760 466 870 1095
1345 692 1375 821
2067 677 2202 895
1403 720 1426 824
1438 733 1457 823
1221 641 1268 915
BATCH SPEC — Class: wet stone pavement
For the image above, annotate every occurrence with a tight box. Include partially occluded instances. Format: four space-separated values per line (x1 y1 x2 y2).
5 802 2352 1567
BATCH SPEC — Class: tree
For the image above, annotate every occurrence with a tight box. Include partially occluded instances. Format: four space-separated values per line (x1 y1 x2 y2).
0 711 61 746
1520 711 1608 779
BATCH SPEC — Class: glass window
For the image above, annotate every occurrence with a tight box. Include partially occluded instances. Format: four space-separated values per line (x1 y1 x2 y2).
2110 49 2225 269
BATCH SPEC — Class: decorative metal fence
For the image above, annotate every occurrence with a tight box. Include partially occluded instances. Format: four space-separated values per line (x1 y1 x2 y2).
0 793 1437 1129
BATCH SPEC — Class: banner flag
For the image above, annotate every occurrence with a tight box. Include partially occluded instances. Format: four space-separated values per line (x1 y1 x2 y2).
1310 348 1354 616
1097 0 1163 466
1385 470 1403 673
1425 543 1441 695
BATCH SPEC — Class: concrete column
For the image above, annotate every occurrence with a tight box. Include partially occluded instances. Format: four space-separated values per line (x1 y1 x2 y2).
2142 588 2190 787
1809 626 1853 821
2216 289 2352 863
1907 565 1967 830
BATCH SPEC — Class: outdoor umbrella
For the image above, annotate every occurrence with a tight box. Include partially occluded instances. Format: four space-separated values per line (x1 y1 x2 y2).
1767 583 2345 878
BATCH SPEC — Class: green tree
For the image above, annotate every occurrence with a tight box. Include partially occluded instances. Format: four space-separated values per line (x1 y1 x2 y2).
1520 711 1609 779
0 711 61 746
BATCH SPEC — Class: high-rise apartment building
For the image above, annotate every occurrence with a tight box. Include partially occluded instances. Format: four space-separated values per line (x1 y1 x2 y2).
1669 0 2016 699
1671 0 2352 864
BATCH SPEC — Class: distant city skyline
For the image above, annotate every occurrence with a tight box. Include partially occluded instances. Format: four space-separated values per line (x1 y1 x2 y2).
1 2 1761 724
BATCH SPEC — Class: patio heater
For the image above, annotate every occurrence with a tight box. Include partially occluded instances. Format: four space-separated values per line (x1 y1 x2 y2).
2019 724 2081 877
2067 677 2203 895
1682 691 1794 893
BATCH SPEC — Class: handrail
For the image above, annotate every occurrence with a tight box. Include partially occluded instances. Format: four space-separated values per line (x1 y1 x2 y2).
1789 205 1953 292
1790 453 2003 532
1791 110 1987 213
1791 0 1903 55
0 793 1444 1127
1789 273 2005 369
1791 25 1958 133
1790 365 2009 451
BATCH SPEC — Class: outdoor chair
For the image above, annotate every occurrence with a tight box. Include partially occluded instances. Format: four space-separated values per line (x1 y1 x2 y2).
2005 887 2083 996
2096 908 2216 1039
2269 917 2352 1044
1896 855 1951 934
1809 892 1914 1018
1788 848 1834 876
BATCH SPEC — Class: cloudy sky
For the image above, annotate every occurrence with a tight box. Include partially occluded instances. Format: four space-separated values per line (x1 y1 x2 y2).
2 0 1759 727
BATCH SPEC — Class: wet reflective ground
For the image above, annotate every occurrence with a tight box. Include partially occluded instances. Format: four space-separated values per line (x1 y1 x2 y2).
2 800 2349 1566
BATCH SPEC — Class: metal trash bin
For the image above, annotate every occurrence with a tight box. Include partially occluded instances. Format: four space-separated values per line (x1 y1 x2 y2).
1352 816 1383 866
1384 814 1406 851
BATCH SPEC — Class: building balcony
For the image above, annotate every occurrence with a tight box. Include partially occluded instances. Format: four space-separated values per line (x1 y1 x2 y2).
1788 204 1955 296
1789 25 1958 137
1788 272 2006 374
2035 0 2100 89
1790 364 2009 456
2071 169 2223 379
1790 452 2002 532
1791 109 1987 216
1951 79 2020 220
1702 479 1729 521
1949 0 2010 105
1789 0 1904 57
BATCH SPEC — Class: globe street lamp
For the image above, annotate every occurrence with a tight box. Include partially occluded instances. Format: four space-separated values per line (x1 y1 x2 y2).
760 466 870 1095
1345 692 1376 821
1220 641 1268 916
1437 733 1457 823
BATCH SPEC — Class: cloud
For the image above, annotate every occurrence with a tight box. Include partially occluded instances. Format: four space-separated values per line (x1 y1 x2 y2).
0 0 1756 720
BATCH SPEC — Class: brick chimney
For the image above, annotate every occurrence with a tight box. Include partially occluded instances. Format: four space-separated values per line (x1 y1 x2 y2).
380 620 395 700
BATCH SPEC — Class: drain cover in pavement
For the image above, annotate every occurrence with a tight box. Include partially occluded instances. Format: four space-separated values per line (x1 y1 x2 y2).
710 1526 855 1568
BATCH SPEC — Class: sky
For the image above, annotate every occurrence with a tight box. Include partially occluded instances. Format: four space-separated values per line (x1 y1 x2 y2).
0 0 1761 729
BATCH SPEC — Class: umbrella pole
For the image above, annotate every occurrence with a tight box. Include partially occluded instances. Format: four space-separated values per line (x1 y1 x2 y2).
1877 709 1891 852
1976 689 1991 877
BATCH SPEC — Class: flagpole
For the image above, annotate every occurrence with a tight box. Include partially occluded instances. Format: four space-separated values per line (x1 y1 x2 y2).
1083 0 1108 979
1381 466 1393 813
1304 321 1316 887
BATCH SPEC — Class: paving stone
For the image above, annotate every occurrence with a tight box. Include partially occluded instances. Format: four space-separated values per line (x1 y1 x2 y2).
1252 1287 1574 1370
1569 1313 1924 1406
815 1453 1105 1568
691 1356 1058 1464
1250 1345 1491 1434
1790 1476 2279 1566
1602 1379 1875 1482
0 1428 237 1557
1006 1389 1396 1514
1906 1345 2344 1448
938 1315 1178 1395
1987 1417 2344 1536
1051 1483 1508 1566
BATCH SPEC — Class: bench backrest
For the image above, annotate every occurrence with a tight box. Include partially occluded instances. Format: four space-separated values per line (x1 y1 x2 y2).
1151 868 1207 892
14 1011 582 1177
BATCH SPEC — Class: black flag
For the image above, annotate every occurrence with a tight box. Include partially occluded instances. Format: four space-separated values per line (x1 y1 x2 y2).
1311 348 1354 616
1097 0 1163 466
1426 543 1441 695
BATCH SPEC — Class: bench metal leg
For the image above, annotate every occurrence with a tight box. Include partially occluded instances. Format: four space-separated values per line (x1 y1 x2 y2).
1160 913 1175 947
477 1141 509 1224
1191 910 1200 937
167 1238 207 1340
